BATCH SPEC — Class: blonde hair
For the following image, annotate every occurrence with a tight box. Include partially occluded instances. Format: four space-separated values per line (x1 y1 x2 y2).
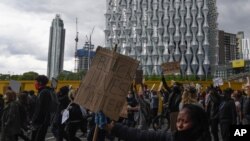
181 87 197 105
68 89 76 101
243 84 250 96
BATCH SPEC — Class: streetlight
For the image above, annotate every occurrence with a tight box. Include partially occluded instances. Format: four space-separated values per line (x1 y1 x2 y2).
86 27 95 70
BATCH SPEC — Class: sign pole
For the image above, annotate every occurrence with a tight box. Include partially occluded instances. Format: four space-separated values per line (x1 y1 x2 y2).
92 125 99 141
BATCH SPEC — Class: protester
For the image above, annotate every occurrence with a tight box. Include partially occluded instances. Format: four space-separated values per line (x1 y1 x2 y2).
52 85 71 141
65 89 84 141
0 93 4 132
206 88 221 141
150 90 159 119
232 90 243 124
219 88 237 141
243 85 250 124
95 104 211 141
132 84 151 130
27 90 37 120
1 90 21 141
179 86 203 110
31 75 51 141
16 91 31 141
124 91 138 127
198 91 206 108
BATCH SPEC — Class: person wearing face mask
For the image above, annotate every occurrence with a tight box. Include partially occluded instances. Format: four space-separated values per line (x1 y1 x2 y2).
95 104 211 141
124 91 139 127
31 75 51 141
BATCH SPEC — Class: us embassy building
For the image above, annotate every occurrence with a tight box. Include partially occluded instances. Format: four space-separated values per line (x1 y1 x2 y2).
104 0 218 78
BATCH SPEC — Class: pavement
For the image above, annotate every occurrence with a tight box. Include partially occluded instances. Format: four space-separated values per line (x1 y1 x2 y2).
0 128 86 141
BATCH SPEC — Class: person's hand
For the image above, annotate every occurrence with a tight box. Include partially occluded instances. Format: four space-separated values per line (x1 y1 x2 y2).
94 111 107 129
127 105 132 109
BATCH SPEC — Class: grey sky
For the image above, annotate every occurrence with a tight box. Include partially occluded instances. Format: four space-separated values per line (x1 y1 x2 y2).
0 0 249 75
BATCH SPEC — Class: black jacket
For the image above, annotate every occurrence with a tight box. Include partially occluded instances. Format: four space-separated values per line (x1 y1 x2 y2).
206 94 221 120
32 87 51 127
219 99 237 124
111 123 173 141
243 96 250 123
111 123 211 141
53 93 71 126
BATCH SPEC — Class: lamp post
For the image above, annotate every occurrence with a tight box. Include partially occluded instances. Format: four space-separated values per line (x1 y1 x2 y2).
86 27 95 70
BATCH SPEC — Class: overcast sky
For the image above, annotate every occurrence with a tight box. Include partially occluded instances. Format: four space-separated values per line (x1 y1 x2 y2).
0 0 249 75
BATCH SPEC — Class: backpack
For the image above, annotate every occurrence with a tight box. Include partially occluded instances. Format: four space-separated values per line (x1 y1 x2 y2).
50 89 59 112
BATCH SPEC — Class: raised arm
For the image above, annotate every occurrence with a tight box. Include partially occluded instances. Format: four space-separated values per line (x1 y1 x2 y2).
161 74 171 93
110 123 172 141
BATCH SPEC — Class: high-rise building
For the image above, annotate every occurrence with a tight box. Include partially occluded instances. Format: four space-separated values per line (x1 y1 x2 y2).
104 0 218 77
47 14 66 79
218 30 237 65
236 31 244 59
76 42 96 71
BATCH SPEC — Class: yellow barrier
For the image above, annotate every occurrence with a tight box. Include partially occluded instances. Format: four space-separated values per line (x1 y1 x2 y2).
0 80 245 95
0 80 81 94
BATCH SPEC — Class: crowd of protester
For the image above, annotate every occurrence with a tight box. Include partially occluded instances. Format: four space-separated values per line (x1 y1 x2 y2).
0 74 250 141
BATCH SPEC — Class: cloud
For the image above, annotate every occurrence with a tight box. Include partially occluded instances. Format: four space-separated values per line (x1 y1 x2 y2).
0 3 51 59
0 0 105 75
217 0 250 37
0 54 47 75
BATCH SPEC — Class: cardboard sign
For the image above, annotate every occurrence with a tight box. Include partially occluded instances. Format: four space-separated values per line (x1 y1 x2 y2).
150 84 156 91
228 82 231 88
61 109 69 124
74 47 139 120
9 80 21 93
161 62 180 74
213 77 223 87
135 70 143 84
119 102 128 118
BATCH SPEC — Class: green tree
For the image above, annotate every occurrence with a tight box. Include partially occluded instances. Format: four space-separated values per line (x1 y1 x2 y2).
57 72 67 80
0 74 10 80
10 75 22 80
57 70 86 80
21 71 39 80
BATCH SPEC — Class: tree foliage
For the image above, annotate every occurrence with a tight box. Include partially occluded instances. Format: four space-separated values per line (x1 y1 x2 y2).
57 70 86 80
21 71 39 80
0 71 39 80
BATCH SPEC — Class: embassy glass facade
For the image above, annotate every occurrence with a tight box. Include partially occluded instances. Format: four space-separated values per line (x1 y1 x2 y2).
104 0 218 77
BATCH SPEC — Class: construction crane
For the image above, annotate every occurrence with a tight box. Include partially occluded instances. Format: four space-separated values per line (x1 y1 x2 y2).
74 18 79 73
